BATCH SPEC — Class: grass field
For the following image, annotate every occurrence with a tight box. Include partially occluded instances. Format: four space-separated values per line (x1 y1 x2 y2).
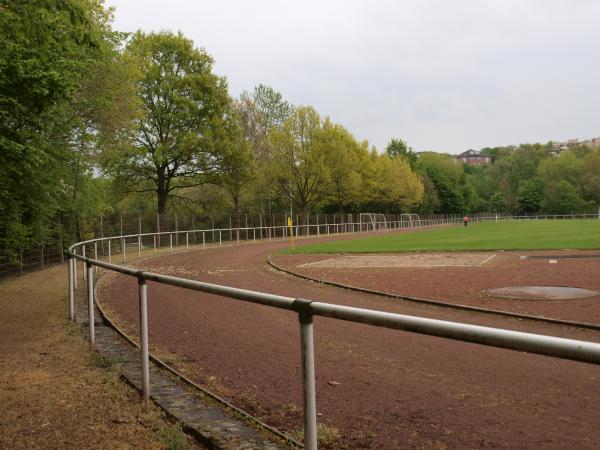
291 219 600 253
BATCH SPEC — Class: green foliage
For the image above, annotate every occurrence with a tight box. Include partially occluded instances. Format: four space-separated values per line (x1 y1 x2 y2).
542 180 587 214
581 152 600 204
217 102 256 226
0 0 123 252
252 84 294 129
488 192 506 213
102 31 230 214
385 138 417 168
537 152 583 193
516 178 545 213
269 106 330 217
417 152 464 213
363 151 423 212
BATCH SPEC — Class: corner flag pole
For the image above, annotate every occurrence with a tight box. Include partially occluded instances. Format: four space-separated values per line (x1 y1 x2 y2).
288 216 295 251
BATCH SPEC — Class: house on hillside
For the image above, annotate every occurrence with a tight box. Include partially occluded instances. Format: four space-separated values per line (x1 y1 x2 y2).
456 149 491 166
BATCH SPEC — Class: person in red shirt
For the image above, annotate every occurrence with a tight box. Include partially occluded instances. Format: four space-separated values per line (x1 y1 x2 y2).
463 216 470 227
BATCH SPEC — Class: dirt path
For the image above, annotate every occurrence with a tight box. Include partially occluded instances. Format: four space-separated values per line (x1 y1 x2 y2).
99 236 600 449
0 265 200 449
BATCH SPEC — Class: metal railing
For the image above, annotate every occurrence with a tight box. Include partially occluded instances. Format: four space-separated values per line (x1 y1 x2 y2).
67 217 600 450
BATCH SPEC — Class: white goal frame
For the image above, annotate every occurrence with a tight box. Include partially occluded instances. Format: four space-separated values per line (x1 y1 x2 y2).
359 213 388 232
400 213 420 227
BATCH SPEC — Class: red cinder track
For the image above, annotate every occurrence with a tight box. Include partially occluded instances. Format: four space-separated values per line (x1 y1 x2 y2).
99 234 600 449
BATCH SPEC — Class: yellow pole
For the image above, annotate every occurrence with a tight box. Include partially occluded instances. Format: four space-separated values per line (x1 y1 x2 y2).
288 216 295 251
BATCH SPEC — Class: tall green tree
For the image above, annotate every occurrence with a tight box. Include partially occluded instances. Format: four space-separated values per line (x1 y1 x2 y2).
488 192 506 213
216 103 255 228
103 31 230 215
516 178 545 213
542 180 587 214
363 152 423 212
416 152 464 213
269 106 330 221
581 151 600 206
385 138 417 168
0 0 118 251
322 120 364 212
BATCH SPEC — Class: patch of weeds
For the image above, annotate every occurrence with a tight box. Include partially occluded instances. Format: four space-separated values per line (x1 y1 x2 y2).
157 422 189 450
90 351 123 371
289 423 340 448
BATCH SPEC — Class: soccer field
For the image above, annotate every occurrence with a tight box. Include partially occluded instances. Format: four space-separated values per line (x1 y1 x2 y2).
293 219 600 253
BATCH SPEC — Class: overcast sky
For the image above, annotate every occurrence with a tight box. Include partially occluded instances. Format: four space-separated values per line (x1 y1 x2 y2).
105 0 600 154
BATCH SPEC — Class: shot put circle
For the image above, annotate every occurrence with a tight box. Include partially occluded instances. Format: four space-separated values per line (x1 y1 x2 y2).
487 285 600 300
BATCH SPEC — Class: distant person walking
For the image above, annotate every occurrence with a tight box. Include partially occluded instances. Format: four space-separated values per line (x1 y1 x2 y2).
463 216 470 227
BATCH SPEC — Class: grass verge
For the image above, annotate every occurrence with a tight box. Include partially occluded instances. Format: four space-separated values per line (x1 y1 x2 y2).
0 264 201 449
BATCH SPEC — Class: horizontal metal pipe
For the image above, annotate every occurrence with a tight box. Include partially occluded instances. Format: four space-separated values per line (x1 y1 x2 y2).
141 271 296 310
309 302 600 365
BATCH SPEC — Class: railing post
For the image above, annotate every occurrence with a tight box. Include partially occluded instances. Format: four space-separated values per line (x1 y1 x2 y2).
87 261 95 346
186 232 189 249
153 235 157 255
108 238 112 264
82 245 86 281
170 233 173 252
138 276 150 401
202 232 206 248
138 235 142 257
68 256 75 322
94 241 98 273
219 230 222 246
122 238 126 263
73 248 78 289
295 299 318 450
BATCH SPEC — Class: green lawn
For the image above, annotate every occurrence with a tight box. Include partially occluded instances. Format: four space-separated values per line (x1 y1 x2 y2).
291 219 600 253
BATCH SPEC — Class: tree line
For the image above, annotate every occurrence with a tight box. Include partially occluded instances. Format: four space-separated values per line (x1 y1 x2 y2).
1 1 598 258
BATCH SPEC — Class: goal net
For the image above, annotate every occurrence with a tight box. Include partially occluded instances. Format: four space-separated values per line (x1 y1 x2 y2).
400 213 420 228
359 213 388 232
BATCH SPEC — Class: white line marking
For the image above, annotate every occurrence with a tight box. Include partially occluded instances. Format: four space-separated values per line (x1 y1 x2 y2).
300 258 339 267
479 253 497 266
584 233 600 243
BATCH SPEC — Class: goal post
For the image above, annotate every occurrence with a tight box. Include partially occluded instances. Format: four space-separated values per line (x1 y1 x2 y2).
400 213 420 228
359 213 389 232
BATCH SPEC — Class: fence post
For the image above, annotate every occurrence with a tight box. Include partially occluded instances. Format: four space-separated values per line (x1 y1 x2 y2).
202 232 205 248
68 256 75 322
138 234 142 258
122 238 126 263
138 276 150 401
296 299 318 450
219 230 222 246
94 242 98 273
170 233 173 252
58 216 64 263
108 238 112 263
192 216 197 244
41 236 44 270
153 235 157 255
87 261 95 346
186 232 189 249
